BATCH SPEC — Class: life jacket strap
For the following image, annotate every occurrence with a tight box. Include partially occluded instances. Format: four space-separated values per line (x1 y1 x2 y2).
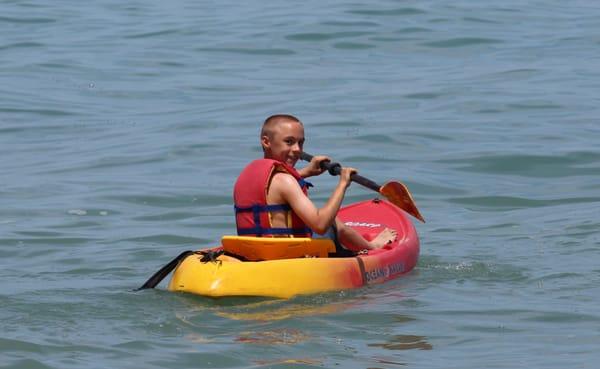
234 177 314 237
298 178 314 189
234 204 291 213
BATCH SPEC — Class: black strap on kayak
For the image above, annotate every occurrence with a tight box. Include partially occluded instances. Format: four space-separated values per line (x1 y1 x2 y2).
136 249 230 291
136 250 197 291
199 249 225 262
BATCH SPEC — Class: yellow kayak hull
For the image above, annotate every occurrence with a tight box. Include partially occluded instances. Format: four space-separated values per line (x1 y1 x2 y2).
168 253 364 298
167 199 419 298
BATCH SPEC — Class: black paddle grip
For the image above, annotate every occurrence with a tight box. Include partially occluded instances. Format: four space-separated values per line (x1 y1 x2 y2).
300 152 341 175
299 152 381 192
323 161 342 176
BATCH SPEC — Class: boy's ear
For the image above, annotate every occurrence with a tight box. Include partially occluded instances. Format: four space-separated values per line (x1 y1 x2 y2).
261 134 270 151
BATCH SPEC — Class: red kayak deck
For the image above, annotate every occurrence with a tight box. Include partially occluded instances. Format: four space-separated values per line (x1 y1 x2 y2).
338 198 420 284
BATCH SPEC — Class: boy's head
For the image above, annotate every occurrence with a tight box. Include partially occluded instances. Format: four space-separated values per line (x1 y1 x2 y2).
261 114 305 167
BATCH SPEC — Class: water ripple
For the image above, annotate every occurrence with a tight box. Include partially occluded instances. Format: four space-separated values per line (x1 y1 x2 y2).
195 47 295 55
122 234 202 245
320 20 380 27
396 26 431 34
423 37 503 47
444 152 600 177
123 29 180 39
0 16 56 24
508 101 563 110
420 257 528 283
286 31 372 41
333 42 375 50
368 334 432 351
348 8 426 16
448 195 600 210
0 107 75 117
0 41 46 51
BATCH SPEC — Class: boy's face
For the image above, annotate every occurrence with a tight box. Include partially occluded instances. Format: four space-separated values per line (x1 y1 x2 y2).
262 120 305 167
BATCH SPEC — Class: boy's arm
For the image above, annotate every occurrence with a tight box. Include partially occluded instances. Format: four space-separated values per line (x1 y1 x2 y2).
270 168 355 234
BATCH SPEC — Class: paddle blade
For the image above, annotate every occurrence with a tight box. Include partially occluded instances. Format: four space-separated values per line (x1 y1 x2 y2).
380 181 425 223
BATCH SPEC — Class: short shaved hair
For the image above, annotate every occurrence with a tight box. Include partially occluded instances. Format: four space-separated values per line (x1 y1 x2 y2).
261 114 302 139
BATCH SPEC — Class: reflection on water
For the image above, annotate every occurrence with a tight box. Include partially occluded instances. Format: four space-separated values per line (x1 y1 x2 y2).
393 314 417 323
171 293 359 324
217 299 354 321
183 333 215 344
255 358 323 366
371 357 407 367
368 335 432 351
172 291 357 322
235 328 309 345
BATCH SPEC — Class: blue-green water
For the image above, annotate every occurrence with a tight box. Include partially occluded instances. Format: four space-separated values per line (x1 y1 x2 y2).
2 1 599 368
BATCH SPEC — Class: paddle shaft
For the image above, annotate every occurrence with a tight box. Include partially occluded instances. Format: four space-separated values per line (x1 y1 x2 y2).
300 152 381 192
300 151 425 222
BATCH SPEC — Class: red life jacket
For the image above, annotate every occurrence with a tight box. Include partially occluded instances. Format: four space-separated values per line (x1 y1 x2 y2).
234 159 313 237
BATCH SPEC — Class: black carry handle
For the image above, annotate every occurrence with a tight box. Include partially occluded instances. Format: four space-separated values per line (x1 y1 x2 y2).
300 152 381 192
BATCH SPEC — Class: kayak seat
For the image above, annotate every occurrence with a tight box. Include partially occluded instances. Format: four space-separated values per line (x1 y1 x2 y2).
221 236 336 261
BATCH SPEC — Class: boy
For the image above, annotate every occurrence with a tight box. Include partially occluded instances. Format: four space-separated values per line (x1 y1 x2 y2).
234 114 396 251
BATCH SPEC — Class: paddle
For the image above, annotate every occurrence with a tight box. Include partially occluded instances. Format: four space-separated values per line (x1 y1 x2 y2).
301 152 425 222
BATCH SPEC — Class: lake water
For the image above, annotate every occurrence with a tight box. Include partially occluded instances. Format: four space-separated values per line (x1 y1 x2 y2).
2 1 599 368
